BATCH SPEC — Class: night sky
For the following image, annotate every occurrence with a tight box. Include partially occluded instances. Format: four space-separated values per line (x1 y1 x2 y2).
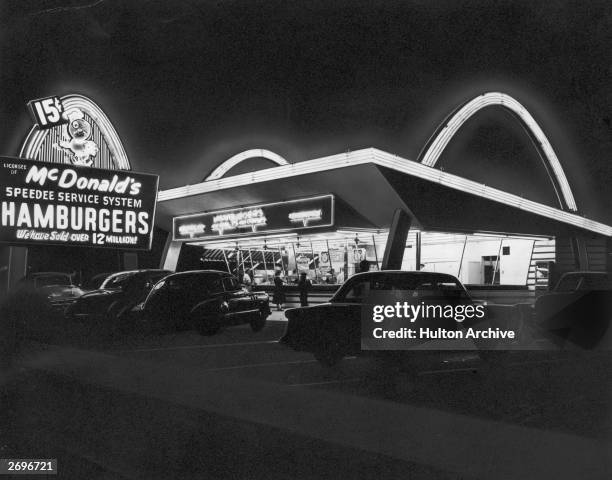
1 1 610 223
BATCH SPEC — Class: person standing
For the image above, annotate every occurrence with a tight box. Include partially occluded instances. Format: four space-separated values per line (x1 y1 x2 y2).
273 270 285 311
359 259 370 273
336 267 345 284
297 272 312 307
242 269 253 291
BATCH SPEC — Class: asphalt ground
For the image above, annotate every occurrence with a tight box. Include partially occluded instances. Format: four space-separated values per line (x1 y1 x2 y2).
108 314 611 441
4 310 611 479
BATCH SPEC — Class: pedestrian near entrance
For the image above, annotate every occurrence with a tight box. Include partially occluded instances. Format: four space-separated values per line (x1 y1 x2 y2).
241 269 252 291
336 267 345 284
359 259 370 273
298 272 312 307
273 270 285 311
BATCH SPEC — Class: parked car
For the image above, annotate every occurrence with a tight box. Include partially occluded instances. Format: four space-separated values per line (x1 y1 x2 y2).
138 270 271 335
66 269 172 321
16 272 84 311
534 271 612 349
281 270 476 366
80 272 115 292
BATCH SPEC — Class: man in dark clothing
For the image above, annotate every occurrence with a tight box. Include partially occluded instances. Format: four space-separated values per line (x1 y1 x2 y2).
272 270 285 311
297 272 311 307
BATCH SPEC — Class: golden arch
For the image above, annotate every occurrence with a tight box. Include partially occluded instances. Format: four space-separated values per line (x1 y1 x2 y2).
205 149 289 181
418 92 577 211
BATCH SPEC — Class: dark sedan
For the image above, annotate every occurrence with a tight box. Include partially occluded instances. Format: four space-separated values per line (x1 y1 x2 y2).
17 272 84 312
281 270 476 366
66 269 172 321
139 270 271 335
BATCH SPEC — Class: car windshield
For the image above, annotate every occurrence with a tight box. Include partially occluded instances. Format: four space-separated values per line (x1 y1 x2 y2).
101 272 137 289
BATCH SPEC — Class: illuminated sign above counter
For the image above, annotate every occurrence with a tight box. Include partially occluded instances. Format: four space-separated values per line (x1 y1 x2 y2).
173 194 334 241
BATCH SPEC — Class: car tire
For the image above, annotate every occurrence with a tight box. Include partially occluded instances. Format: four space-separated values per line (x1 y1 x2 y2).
197 314 221 336
250 311 267 332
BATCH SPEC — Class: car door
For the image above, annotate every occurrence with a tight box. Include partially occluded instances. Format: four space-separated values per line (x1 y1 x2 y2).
158 275 193 320
221 275 253 321
324 276 375 350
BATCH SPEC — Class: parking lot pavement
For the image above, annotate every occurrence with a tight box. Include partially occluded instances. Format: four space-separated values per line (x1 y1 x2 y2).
104 317 612 442
19 344 611 480
9 308 611 479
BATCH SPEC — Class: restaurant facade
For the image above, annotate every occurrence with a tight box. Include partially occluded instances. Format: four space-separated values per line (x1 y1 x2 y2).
153 93 612 301
2 92 612 299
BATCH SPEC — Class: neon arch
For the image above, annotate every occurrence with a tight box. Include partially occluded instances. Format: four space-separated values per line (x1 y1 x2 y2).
205 149 289 181
19 94 131 170
418 92 577 212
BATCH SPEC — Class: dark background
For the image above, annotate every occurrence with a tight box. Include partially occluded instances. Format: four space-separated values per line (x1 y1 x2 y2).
1 0 610 220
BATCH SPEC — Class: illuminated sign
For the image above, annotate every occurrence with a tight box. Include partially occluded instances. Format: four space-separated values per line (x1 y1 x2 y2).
288 209 322 226
27 96 68 130
296 255 311 272
212 208 267 235
329 249 344 263
352 248 366 262
173 194 334 241
319 251 330 264
21 94 131 171
178 223 206 238
0 157 158 250
53 108 99 167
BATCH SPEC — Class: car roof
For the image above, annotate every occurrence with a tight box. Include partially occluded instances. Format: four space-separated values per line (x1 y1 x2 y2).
105 269 171 276
349 270 461 280
167 269 232 277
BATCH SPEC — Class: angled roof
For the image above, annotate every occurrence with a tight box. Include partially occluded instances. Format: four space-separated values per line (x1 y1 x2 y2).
157 148 612 237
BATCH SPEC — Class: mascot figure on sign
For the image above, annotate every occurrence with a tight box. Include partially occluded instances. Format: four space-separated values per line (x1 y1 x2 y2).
54 108 99 166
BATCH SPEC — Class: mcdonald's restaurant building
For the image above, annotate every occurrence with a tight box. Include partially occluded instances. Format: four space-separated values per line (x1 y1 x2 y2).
2 92 612 302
